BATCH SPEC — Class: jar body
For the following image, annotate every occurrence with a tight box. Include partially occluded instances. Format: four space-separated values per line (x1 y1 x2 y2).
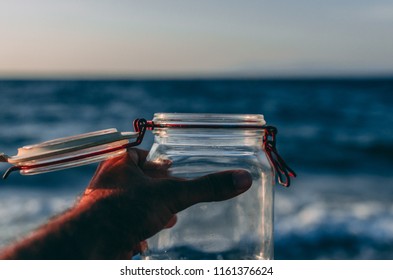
143 114 274 260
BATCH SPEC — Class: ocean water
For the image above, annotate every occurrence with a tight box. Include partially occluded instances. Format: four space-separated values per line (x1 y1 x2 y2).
0 78 392 259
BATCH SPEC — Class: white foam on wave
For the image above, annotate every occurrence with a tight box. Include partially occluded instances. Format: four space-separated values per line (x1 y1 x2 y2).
274 174 393 258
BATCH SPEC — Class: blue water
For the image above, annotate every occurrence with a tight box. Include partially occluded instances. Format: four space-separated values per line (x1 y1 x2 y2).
0 78 392 259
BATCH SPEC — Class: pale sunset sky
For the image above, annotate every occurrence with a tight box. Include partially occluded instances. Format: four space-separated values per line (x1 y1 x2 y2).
1 0 392 77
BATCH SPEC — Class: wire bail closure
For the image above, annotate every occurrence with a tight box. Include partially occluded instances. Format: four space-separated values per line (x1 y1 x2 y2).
2 118 296 187
262 126 296 187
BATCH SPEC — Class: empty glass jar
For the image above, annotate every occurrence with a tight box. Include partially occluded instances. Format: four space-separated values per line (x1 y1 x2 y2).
143 113 275 260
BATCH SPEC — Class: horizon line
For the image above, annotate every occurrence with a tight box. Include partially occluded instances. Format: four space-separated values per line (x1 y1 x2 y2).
1 72 393 81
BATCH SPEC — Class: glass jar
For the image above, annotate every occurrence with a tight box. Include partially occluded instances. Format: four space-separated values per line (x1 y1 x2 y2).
143 113 274 260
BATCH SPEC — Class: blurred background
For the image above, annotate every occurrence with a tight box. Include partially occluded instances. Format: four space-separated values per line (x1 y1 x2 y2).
0 0 392 259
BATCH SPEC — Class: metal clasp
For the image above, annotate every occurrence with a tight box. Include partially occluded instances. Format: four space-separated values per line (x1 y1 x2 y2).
263 126 296 187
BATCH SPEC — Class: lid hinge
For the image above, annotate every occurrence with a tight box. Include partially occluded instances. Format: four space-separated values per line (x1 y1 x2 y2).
263 126 296 187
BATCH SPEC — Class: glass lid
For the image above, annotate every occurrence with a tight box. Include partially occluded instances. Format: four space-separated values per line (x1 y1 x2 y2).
6 129 138 164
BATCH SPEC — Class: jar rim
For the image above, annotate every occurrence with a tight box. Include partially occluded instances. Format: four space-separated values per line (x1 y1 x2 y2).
152 113 266 126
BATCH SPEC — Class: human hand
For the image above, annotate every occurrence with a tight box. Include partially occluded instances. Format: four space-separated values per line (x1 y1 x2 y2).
79 148 253 258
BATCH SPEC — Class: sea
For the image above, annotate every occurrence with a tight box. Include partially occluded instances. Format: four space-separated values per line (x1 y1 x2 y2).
0 78 392 259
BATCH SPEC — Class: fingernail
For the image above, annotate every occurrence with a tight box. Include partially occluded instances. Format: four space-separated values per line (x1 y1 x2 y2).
232 170 252 191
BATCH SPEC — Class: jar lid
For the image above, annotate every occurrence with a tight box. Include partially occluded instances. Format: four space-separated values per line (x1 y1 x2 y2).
7 129 138 165
1 119 149 179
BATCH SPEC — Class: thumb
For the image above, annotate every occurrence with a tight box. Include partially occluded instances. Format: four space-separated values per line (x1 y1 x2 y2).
167 170 253 213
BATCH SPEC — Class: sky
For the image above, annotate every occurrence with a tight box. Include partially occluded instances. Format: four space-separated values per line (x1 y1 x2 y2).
0 0 393 77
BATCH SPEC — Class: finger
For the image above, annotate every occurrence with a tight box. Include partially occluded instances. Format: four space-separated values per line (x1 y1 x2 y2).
88 150 148 189
166 170 253 213
89 154 128 187
95 149 148 172
108 149 148 174
117 250 133 260
128 240 148 258
128 149 149 167
143 159 172 178
96 152 126 171
96 149 148 172
164 215 177 228
143 159 172 171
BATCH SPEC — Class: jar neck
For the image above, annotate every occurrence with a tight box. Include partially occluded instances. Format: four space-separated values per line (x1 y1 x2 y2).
153 128 264 147
151 113 266 147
